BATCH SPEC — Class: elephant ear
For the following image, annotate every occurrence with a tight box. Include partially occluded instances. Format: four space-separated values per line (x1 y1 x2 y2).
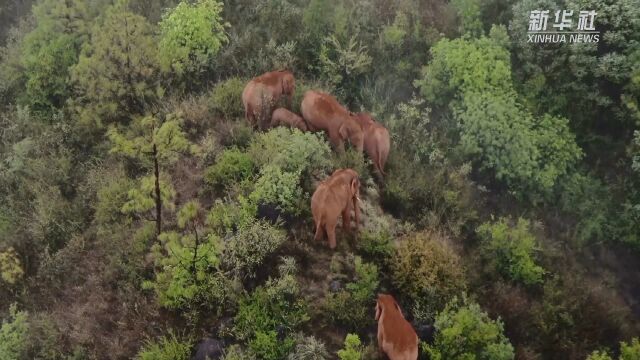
350 177 359 196
375 300 382 320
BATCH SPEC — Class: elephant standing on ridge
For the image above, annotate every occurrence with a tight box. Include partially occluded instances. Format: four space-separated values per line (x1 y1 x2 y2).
242 70 295 130
354 112 390 176
301 90 364 152
270 108 308 131
311 168 360 249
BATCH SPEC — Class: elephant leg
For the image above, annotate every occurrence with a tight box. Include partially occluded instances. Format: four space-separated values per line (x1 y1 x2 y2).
342 206 351 233
326 219 338 249
314 219 325 242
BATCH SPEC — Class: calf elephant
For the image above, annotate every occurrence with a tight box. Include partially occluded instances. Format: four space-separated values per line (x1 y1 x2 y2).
376 294 419 360
242 70 295 130
301 90 364 152
270 108 308 131
311 168 360 249
354 112 390 176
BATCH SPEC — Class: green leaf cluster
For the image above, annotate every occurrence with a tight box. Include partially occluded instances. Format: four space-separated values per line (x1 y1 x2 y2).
423 296 515 360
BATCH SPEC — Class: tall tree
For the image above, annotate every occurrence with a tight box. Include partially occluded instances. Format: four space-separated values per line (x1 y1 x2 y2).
70 2 161 130
108 113 193 235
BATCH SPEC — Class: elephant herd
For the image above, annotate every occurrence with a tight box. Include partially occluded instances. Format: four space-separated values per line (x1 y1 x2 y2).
242 71 418 360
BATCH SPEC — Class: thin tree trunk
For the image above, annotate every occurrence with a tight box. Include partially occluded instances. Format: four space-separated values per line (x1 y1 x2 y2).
153 143 161 236
191 224 199 277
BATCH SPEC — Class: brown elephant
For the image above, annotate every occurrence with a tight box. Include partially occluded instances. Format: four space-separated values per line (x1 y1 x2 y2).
375 294 419 360
270 108 308 131
300 90 364 152
354 112 391 176
311 168 360 249
242 70 295 130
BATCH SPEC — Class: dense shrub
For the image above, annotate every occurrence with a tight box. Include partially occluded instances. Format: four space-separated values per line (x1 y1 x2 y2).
233 259 309 359
416 27 582 197
137 331 192 360
337 334 364 360
249 165 305 216
287 335 331 360
207 198 255 236
222 219 287 279
158 0 227 78
247 127 331 176
143 201 231 313
390 230 466 321
204 148 255 191
326 257 379 329
211 77 246 119
423 296 515 360
0 247 24 285
621 338 640 359
0 304 28 359
477 217 545 286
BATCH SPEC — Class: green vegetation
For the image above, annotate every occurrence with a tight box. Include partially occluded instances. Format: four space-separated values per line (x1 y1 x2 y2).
477 217 545 286
423 296 514 360
1 0 639 358
337 334 363 360
137 331 192 360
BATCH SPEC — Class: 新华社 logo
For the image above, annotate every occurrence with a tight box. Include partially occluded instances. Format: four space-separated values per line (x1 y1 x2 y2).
527 10 599 43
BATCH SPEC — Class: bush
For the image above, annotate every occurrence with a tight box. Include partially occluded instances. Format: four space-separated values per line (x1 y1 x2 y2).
233 260 308 359
423 296 514 360
326 257 379 330
204 148 255 191
621 338 640 359
94 168 135 227
357 229 394 260
0 304 28 360
222 345 256 360
287 335 331 360
211 77 246 119
222 220 287 279
248 127 331 176
337 334 364 360
390 231 466 321
207 198 255 236
587 350 613 360
477 217 545 286
158 0 227 77
249 165 305 216
143 201 230 313
0 247 23 285
137 331 192 360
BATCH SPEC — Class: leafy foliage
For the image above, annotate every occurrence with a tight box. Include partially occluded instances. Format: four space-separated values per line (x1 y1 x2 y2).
416 27 582 197
158 0 227 78
70 3 161 129
477 217 545 286
423 296 515 360
137 331 192 360
0 304 28 360
337 334 363 360
211 77 246 119
222 220 286 279
390 231 466 321
204 148 255 191
326 257 379 329
233 259 309 359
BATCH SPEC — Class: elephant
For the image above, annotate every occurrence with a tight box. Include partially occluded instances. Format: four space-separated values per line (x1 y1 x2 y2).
242 70 295 130
375 294 419 360
300 90 364 152
354 112 390 176
270 107 308 131
311 168 361 249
